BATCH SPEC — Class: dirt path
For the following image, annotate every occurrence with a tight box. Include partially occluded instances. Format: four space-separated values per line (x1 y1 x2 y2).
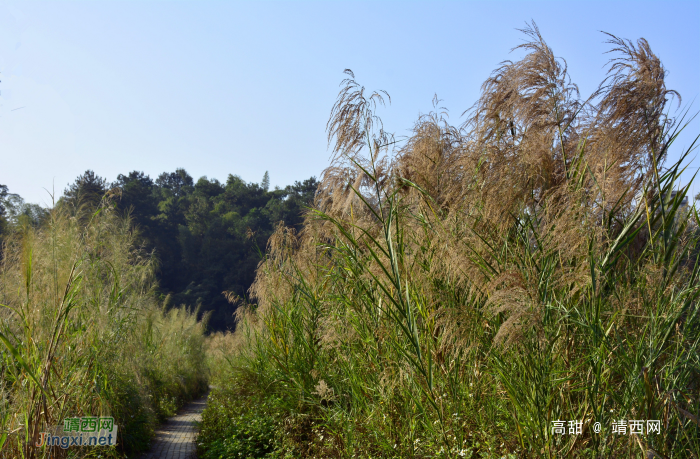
138 395 208 459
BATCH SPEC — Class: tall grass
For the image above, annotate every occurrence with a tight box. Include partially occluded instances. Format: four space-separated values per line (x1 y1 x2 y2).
202 24 699 458
0 198 208 458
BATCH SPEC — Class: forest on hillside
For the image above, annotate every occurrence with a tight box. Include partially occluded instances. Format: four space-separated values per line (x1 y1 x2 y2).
0 170 317 331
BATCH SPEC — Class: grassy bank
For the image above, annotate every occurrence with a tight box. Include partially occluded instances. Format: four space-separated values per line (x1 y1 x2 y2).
199 26 699 458
0 199 209 458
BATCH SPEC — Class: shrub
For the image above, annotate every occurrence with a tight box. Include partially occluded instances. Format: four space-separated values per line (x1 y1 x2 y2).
197 370 283 459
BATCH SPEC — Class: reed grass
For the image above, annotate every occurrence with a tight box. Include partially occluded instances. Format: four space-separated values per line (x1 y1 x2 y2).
0 198 208 458
202 24 699 459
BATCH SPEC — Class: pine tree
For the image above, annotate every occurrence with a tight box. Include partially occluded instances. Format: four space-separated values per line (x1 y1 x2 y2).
63 170 108 210
261 171 270 192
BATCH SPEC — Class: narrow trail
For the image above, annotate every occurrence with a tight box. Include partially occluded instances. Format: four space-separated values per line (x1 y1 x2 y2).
138 395 208 459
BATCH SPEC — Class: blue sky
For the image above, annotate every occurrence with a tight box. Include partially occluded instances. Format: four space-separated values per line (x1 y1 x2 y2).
1 0 698 205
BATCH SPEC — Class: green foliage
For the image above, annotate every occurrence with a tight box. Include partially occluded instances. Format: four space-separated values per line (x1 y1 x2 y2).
102 372 156 453
61 170 108 211
197 387 282 459
262 171 270 192
111 170 318 331
0 187 49 232
198 353 348 459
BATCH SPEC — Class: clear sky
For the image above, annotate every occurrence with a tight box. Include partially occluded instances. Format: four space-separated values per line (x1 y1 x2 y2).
1 0 698 206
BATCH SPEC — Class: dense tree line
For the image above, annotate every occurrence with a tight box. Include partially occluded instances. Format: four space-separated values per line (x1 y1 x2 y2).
0 183 49 243
0 170 317 331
